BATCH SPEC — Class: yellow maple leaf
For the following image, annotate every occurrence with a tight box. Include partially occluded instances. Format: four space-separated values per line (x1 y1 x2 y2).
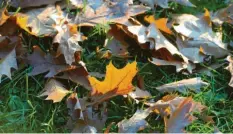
16 15 35 35
89 61 138 96
144 15 172 34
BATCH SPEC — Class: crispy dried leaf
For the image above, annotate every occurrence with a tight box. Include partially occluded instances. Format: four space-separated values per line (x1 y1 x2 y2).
118 108 151 133
0 36 19 82
0 8 10 26
144 15 172 34
16 5 61 36
27 46 69 77
139 0 195 8
212 4 233 25
128 87 151 103
164 97 196 133
225 55 233 87
156 77 209 93
53 23 83 65
38 79 70 103
172 10 229 58
10 0 61 8
67 93 84 120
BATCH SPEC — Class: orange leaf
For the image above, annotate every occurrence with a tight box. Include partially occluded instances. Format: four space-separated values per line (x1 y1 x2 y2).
89 61 138 96
144 15 172 34
0 8 10 26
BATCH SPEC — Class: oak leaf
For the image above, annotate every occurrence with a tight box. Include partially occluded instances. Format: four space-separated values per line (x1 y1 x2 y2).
38 79 70 103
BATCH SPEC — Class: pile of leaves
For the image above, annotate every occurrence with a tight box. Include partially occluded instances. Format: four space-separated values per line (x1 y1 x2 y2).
1 0 233 133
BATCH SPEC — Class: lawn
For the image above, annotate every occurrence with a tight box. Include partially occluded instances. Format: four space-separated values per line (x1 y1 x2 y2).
0 0 233 133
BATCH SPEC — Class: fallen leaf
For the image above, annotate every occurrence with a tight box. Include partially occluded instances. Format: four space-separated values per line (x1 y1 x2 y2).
139 0 195 9
156 77 209 94
212 4 233 25
38 79 70 103
0 8 10 26
150 58 195 73
144 15 172 34
71 103 108 133
88 61 137 104
75 1 149 26
164 97 196 133
9 0 61 8
0 36 19 82
56 65 92 90
117 108 151 133
53 23 84 65
225 55 233 87
27 46 69 77
16 5 61 36
127 87 151 103
172 10 229 58
67 93 84 120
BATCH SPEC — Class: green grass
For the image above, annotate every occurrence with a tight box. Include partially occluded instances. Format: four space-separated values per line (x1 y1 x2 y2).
0 0 233 133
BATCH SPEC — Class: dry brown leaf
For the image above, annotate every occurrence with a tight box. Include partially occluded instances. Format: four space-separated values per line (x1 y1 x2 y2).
27 46 69 77
16 5 61 36
164 97 196 133
71 103 108 133
156 77 209 94
67 93 84 120
127 87 152 103
75 1 149 26
0 8 10 26
56 65 92 90
0 36 19 82
117 108 151 133
145 95 206 117
172 10 229 58
212 4 233 25
144 15 172 34
225 55 233 87
88 61 137 104
9 0 61 8
38 79 70 103
53 23 84 65
105 38 129 58
150 58 195 73
139 0 195 9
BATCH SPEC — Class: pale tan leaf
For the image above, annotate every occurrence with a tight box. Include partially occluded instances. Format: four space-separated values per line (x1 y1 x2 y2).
38 79 70 103
156 77 209 93
150 58 195 73
53 23 84 65
10 0 61 8
16 5 61 36
212 4 233 25
117 108 151 133
27 46 69 77
127 87 151 103
225 55 233 87
139 0 195 8
164 97 195 133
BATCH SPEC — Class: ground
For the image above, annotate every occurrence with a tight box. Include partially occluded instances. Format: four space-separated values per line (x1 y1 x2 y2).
0 0 233 133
